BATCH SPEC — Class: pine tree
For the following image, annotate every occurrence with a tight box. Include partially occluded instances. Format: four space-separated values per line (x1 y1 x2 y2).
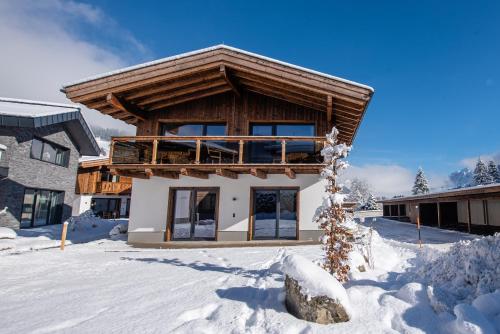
412 168 430 195
473 159 493 185
316 127 353 282
362 194 378 210
487 160 500 183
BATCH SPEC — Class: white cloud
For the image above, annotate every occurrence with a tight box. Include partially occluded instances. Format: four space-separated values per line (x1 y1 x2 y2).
460 152 500 169
0 0 148 133
340 164 447 198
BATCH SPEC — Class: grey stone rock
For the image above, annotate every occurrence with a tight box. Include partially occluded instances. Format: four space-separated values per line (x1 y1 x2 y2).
0 208 19 229
285 275 350 324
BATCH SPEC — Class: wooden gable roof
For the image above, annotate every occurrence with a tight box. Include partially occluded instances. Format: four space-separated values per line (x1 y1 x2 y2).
62 45 374 144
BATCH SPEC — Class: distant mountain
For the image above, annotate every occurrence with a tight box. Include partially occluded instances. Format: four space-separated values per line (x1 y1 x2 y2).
447 168 473 189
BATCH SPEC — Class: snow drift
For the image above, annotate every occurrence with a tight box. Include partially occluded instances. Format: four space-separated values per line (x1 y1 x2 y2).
414 233 500 308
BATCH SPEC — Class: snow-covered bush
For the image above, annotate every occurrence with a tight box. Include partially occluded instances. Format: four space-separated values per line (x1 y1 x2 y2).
414 234 500 309
473 159 493 185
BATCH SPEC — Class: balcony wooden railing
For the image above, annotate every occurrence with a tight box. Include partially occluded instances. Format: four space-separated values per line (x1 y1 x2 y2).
109 136 326 166
96 181 132 194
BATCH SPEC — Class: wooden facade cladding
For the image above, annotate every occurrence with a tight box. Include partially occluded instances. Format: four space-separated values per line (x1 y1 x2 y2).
76 161 132 195
135 91 328 136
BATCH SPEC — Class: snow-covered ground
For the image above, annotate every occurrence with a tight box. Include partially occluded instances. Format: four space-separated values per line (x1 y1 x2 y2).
0 217 498 333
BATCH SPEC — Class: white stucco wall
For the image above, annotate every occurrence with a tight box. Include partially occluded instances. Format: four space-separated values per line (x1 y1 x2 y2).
128 173 325 241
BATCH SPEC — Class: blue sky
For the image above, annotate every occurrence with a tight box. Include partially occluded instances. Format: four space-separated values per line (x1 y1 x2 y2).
1 0 499 195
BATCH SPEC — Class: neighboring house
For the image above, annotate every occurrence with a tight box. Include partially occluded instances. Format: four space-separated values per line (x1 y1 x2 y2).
75 157 132 218
62 45 374 245
0 98 99 229
380 184 500 235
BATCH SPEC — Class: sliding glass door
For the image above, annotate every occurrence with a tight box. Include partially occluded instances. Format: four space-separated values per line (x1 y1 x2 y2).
252 188 298 240
171 188 218 240
20 188 65 228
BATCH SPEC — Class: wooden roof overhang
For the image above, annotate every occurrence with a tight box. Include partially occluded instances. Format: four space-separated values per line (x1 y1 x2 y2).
62 45 374 144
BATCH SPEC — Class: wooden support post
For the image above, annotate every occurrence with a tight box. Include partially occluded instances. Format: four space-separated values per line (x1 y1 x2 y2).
60 221 68 251
238 140 244 164
109 140 115 164
151 139 158 164
250 168 267 179
195 139 201 164
281 140 286 164
416 205 422 249
327 95 333 128
285 168 296 179
180 168 209 179
216 168 238 179
437 202 441 228
467 200 472 233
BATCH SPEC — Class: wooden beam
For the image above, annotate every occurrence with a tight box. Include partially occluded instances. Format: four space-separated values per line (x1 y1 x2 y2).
216 168 238 179
147 86 232 111
327 95 333 129
285 168 296 179
106 93 146 121
110 168 149 179
152 170 179 179
250 168 267 179
180 168 209 179
219 64 240 98
136 80 227 106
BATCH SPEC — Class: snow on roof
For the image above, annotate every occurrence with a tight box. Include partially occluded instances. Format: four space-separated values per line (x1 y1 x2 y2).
381 183 500 203
0 97 99 156
0 97 79 117
62 45 374 92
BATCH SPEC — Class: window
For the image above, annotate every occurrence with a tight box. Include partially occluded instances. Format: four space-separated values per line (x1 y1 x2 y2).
248 123 316 163
160 123 226 136
20 188 64 228
0 143 5 161
30 137 70 167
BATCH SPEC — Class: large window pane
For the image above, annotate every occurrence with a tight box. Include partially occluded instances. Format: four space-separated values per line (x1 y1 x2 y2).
279 190 297 239
30 138 43 160
33 190 50 226
206 125 226 136
48 191 64 225
41 142 57 164
193 191 216 239
253 191 277 239
172 190 192 239
20 189 35 228
276 124 314 136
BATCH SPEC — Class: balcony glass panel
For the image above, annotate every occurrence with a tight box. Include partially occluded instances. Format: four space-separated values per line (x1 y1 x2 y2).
285 141 323 163
246 140 281 163
199 140 239 164
112 141 152 164
156 140 197 164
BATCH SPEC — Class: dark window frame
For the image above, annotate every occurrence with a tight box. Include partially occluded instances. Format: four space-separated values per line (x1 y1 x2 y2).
20 187 65 228
30 137 70 167
250 187 300 241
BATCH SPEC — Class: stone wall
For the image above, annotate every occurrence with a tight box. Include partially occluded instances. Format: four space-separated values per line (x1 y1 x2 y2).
0 124 80 225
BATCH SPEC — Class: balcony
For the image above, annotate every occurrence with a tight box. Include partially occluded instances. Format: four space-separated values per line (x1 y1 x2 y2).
96 181 132 194
109 136 326 179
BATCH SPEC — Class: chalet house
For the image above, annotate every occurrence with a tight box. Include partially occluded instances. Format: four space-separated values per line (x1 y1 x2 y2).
62 45 374 245
0 98 99 229
75 157 132 218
